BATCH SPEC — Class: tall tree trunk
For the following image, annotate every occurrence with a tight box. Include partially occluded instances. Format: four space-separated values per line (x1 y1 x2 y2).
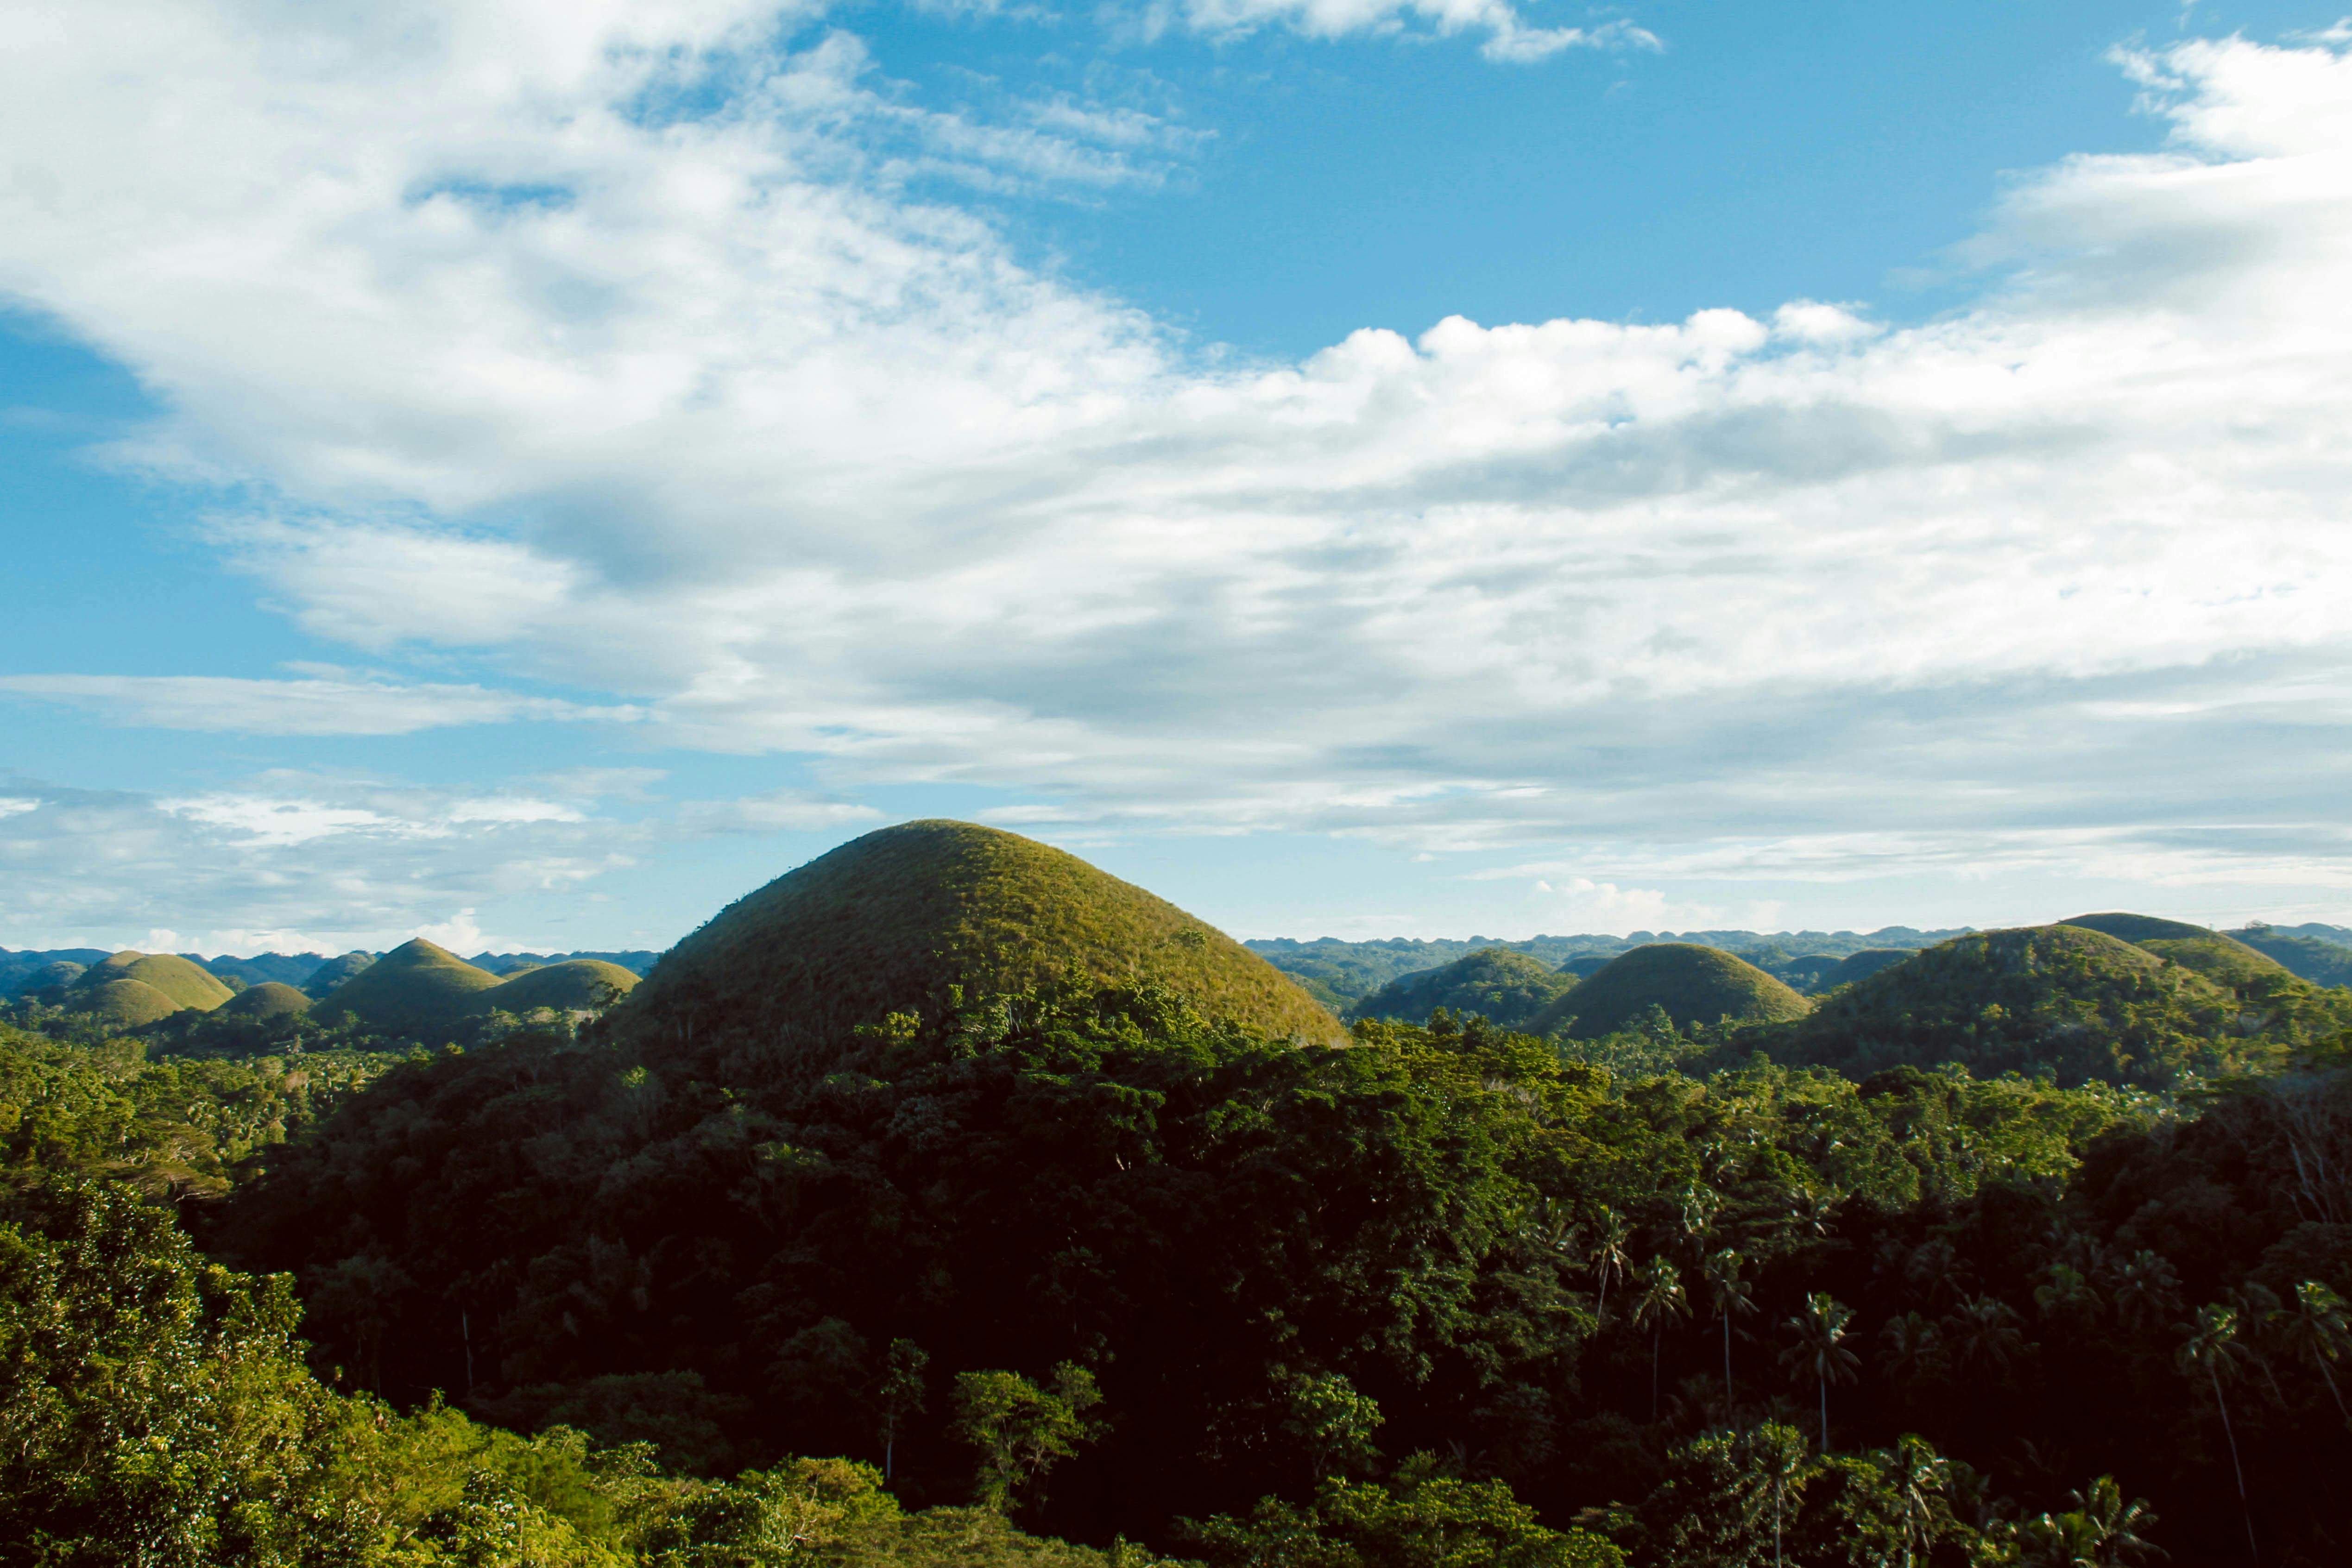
2212 1367 2258 1563
1651 1324 1663 1422
1819 1376 1829 1452
2317 1357 2351 1426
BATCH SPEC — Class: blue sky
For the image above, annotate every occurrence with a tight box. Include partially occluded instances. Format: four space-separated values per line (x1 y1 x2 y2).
4 0 2352 955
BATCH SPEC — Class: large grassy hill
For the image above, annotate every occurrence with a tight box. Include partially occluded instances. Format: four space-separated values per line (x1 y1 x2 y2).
1765 923 2346 1085
1347 946 1575 1027
215 981 312 1021
466 958 639 1015
1528 943 1810 1038
76 952 233 1013
77 977 184 1029
621 820 1343 1045
312 939 502 1036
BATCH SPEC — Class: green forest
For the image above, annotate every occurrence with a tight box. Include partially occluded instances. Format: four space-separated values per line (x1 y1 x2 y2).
8 822 2352 1565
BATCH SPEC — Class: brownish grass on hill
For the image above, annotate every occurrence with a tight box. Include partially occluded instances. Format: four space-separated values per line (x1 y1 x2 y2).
313 939 502 1036
76 952 233 1013
77 977 184 1028
466 959 639 1015
1529 943 1810 1038
216 981 313 1020
621 820 1343 1044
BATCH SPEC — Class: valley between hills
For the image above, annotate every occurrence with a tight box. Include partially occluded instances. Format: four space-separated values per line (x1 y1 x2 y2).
6 820 2352 1565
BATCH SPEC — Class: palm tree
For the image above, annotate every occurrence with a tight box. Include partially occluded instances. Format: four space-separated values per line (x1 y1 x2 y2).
2034 1263 2103 1331
2070 1474 2161 1566
1703 1247 1756 1408
1590 1207 1633 1324
1678 1182 1720 1266
2267 1278 2352 1425
1885 1434 1954 1568
2176 1303 2258 1563
1779 1292 1860 1451
1878 1310 1948 1400
2110 1250 2183 1336
1942 1294 2026 1378
1628 1257 1689 1421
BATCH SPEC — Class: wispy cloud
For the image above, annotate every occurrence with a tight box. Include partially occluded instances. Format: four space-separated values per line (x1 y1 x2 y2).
0 675 646 735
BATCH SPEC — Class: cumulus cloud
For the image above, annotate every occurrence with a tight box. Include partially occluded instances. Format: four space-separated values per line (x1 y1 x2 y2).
3 7 2352 922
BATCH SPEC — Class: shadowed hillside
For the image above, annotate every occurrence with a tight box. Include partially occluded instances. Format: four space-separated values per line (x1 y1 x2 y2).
1528 943 1810 1038
313 939 502 1036
2232 925 2352 987
1347 946 1575 1027
301 951 377 999
619 820 1342 1044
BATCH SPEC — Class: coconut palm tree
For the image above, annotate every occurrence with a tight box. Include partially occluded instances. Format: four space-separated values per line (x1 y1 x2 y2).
2267 1278 2352 1425
1590 1206 1633 1324
2177 1303 2258 1563
2070 1474 2161 1566
1885 1434 1954 1568
1779 1292 1860 1451
1629 1257 1689 1422
1703 1247 1756 1408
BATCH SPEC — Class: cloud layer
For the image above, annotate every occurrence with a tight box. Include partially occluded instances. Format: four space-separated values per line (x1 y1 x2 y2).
5 6 2352 936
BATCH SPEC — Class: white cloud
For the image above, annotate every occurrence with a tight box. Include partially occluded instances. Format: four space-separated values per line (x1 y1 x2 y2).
4 12 2352 917
1153 0 1661 62
0 675 645 735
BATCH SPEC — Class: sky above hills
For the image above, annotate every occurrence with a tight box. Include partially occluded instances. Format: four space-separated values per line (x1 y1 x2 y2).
4 0 2351 954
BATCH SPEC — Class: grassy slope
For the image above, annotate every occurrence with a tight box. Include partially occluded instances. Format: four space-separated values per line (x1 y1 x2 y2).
314 939 502 1035
1348 946 1576 1027
78 952 233 1012
2232 929 2352 988
78 978 184 1028
1777 924 2270 1085
1529 943 1810 1038
623 820 1343 1044
465 958 640 1014
216 981 312 1020
1822 948 1918 990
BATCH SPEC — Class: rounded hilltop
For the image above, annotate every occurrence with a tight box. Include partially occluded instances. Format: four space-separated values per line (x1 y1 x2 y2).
1529 943 1810 1038
620 819 1343 1043
77 951 233 1013
216 981 312 1020
2057 912 2295 989
1350 947 1575 1028
314 942 640 1036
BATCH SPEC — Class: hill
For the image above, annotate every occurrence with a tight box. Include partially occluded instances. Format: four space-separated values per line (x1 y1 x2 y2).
214 981 312 1021
2230 926 2352 988
311 939 502 1036
621 820 1342 1044
2056 912 2214 944
465 958 640 1015
1770 924 2288 1085
76 951 233 1013
1347 946 1575 1027
301 951 377 999
1528 943 1810 1038
1819 947 1917 991
76 977 184 1028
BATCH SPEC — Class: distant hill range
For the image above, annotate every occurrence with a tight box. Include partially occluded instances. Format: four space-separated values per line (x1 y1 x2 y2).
1251 922 2352 1011
1 944 661 999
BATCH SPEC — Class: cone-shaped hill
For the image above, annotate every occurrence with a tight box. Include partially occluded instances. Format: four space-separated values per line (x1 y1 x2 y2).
76 951 233 1013
313 939 502 1036
1349 947 1576 1028
2058 912 2215 944
619 820 1344 1044
1778 924 2273 1085
77 977 184 1028
216 980 313 1020
1527 943 1810 1038
465 959 638 1015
